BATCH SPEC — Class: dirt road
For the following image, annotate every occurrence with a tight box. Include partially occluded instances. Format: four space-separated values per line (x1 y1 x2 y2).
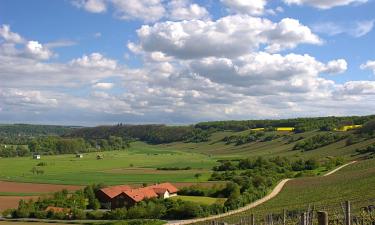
168 161 357 225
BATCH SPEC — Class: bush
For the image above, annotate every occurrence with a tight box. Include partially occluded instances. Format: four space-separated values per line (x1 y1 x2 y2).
34 210 48 219
87 210 105 220
2 208 16 218
72 209 86 219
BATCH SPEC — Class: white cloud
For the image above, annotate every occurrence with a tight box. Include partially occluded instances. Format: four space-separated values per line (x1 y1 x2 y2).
0 25 54 61
0 88 58 108
221 0 267 16
323 59 348 74
263 18 322 53
336 81 375 95
134 15 322 59
283 0 368 9
312 20 374 38
360 60 375 74
92 82 114 90
72 0 107 13
70 53 117 70
111 0 165 22
189 52 342 94
168 0 210 20
0 25 25 44
25 41 53 60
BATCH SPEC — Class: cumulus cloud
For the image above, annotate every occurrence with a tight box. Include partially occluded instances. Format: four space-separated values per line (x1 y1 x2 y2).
72 0 107 13
360 60 375 74
0 25 25 43
312 20 374 38
133 15 322 59
25 41 53 60
189 52 343 94
167 0 210 20
336 81 375 95
92 82 115 90
323 59 348 74
221 0 267 16
70 53 117 70
111 0 165 22
0 25 54 61
283 0 368 9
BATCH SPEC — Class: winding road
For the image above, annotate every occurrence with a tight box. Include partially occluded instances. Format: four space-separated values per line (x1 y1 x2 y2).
168 161 357 225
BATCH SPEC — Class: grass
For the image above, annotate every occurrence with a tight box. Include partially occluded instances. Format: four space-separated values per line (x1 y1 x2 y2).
155 130 375 160
0 192 43 196
171 195 227 205
218 157 375 222
0 142 217 185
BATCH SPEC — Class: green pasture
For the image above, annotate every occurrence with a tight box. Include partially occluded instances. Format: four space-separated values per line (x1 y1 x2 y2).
0 142 216 185
171 195 227 205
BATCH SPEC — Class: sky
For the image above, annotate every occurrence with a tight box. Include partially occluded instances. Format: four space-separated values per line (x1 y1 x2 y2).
0 0 375 125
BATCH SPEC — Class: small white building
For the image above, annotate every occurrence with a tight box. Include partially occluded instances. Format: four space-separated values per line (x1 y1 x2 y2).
76 153 83 158
33 154 41 160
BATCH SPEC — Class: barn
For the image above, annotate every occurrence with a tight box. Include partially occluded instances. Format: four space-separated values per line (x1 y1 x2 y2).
96 183 178 209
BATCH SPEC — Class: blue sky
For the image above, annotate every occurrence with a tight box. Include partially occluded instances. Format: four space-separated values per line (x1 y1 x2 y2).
0 0 375 125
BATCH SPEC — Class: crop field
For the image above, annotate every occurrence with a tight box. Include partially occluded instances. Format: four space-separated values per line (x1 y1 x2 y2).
217 158 375 222
0 196 39 212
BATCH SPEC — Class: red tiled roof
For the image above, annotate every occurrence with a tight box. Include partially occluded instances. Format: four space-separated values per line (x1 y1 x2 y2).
100 185 132 198
149 182 178 194
153 188 168 195
123 187 158 202
99 182 178 202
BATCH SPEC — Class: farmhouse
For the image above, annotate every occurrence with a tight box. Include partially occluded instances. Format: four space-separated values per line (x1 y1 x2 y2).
96 183 178 209
33 154 41 160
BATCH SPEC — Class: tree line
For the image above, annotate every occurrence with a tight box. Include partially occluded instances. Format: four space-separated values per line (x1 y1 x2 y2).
0 135 130 157
195 115 375 132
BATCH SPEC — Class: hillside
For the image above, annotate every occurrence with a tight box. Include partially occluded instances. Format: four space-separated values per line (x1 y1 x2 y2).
210 158 375 224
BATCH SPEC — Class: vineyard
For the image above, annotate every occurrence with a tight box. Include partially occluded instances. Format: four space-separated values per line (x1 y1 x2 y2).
191 199 375 225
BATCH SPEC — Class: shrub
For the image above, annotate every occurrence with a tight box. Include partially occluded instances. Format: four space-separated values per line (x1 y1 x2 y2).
34 210 48 219
87 210 104 220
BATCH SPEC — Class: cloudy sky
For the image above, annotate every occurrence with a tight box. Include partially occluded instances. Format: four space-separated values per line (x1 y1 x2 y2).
0 0 375 125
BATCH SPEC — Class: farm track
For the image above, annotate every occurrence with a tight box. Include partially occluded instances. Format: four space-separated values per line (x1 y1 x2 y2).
168 161 357 225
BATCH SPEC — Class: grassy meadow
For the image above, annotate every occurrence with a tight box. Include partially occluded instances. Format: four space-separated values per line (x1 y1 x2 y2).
172 195 227 206
0 142 217 185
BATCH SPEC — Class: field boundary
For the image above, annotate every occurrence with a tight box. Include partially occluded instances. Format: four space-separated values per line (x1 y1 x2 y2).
168 161 357 225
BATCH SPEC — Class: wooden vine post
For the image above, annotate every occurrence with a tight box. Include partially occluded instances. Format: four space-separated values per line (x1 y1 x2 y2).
317 211 328 225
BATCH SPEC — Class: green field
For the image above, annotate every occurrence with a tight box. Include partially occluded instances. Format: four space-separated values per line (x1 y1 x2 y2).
171 196 227 205
1 129 375 186
0 142 217 185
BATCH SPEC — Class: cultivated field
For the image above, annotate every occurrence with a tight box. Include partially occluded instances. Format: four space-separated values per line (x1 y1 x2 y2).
0 196 38 212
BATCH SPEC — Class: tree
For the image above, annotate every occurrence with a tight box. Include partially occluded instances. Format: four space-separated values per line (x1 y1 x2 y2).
84 185 100 210
194 173 202 182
